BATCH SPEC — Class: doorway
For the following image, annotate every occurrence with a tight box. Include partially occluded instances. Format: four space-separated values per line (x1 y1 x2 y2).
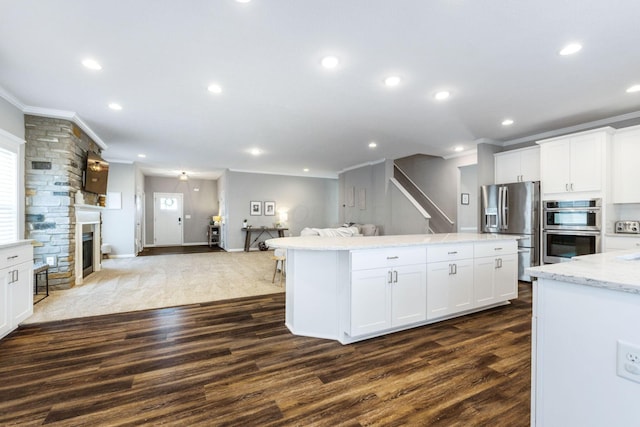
153 192 184 246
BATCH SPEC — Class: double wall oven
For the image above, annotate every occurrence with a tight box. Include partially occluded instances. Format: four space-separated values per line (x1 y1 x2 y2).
543 199 601 263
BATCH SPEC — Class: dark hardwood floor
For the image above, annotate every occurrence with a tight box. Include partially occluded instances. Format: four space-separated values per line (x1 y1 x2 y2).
0 283 532 426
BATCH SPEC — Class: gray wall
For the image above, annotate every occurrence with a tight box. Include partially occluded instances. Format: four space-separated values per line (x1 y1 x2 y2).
395 153 476 226
458 164 478 232
223 170 338 251
389 183 430 234
0 96 25 139
339 161 389 228
103 163 136 256
144 176 218 246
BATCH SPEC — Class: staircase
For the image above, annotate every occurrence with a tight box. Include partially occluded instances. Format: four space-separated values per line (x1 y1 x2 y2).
393 164 455 233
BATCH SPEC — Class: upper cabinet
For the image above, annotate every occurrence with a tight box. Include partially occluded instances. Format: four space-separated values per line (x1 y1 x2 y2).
538 128 613 197
494 146 540 184
611 125 640 203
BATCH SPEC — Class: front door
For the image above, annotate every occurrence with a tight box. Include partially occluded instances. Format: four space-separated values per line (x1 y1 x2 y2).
153 192 183 246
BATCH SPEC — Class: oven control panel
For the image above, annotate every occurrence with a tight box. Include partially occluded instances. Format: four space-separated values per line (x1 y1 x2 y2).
615 221 640 234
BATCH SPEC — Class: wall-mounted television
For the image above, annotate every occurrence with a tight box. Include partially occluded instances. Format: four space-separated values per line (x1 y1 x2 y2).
83 152 109 195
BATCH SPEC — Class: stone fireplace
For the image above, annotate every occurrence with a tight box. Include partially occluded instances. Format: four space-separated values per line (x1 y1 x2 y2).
25 114 106 290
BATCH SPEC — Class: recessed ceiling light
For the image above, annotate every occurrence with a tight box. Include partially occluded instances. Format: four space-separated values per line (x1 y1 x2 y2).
137 154 146 158
368 141 377 148
321 56 339 69
249 148 261 156
559 43 582 56
208 84 222 94
236 0 251 2
303 168 309 172
434 91 450 100
108 103 122 111
454 146 464 152
502 119 514 126
384 76 401 87
82 58 102 70
626 84 640 93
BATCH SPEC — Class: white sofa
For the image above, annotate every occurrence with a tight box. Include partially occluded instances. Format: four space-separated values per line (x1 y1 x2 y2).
300 223 379 237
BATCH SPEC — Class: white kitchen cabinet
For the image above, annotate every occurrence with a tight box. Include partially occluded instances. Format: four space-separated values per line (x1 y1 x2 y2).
604 235 640 252
1 242 34 340
494 146 540 184
474 247 518 307
538 128 612 196
350 248 427 337
611 125 640 203
426 244 474 320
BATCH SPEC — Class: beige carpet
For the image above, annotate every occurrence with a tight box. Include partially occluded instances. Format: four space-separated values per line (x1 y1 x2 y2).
25 251 285 324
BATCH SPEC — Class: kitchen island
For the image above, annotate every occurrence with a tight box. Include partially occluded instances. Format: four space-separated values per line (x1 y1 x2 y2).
526 251 640 426
266 233 519 344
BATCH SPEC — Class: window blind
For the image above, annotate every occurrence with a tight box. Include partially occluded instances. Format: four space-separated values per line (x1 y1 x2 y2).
0 145 18 244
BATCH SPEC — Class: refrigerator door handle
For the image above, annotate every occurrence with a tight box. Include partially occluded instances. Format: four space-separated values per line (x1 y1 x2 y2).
503 186 508 230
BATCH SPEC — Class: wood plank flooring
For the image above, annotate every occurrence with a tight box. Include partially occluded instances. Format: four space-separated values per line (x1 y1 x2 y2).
0 283 532 426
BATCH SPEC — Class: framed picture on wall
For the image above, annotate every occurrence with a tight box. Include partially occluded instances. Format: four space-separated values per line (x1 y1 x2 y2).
264 201 276 216
250 201 262 215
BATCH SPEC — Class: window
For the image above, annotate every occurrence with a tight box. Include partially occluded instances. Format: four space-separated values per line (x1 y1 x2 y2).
0 135 18 244
160 197 178 211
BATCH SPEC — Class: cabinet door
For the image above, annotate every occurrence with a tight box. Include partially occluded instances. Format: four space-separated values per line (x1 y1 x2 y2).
520 147 540 182
540 139 571 194
391 264 427 327
570 133 602 193
495 151 521 184
474 257 496 306
494 253 518 300
0 270 10 338
350 269 391 336
426 260 473 320
612 128 640 203
9 262 33 326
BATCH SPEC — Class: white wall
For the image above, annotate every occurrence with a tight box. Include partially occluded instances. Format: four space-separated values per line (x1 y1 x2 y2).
102 163 136 257
224 170 338 251
144 176 218 246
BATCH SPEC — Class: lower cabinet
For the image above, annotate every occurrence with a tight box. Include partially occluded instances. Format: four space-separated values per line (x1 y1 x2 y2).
1 243 34 340
350 264 427 337
426 259 474 319
474 253 518 306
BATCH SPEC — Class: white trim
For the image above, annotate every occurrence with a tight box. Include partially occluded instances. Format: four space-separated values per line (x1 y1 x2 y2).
339 158 386 174
535 126 615 145
108 254 136 258
23 106 108 150
0 85 25 110
0 128 25 148
390 177 431 219
393 166 454 225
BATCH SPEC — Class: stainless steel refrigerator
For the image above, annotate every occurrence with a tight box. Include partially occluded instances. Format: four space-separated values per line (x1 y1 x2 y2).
480 181 540 281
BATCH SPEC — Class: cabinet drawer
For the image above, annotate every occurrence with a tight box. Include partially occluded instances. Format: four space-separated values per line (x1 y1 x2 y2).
605 236 640 251
0 244 33 270
427 244 474 263
474 240 517 258
351 247 426 271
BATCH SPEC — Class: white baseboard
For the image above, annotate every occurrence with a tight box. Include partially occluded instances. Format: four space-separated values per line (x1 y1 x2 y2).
108 254 136 259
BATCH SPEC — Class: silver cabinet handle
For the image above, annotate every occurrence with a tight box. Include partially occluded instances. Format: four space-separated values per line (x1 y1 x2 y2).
449 263 457 275
565 183 569 191
495 258 503 269
386 256 399 260
393 270 398 283
7 255 18 260
570 183 574 191
388 270 393 283
447 251 457 255
494 247 503 251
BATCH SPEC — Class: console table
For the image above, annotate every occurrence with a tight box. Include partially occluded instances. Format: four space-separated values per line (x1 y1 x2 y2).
243 227 288 251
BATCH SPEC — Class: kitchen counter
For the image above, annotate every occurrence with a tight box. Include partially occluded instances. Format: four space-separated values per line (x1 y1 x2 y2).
526 249 640 294
266 232 521 250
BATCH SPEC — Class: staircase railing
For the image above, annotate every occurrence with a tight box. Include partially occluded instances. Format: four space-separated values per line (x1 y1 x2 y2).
393 164 455 233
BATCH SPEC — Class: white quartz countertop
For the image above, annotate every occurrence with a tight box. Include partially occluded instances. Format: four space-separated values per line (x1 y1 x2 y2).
266 233 520 251
0 239 34 250
526 249 640 294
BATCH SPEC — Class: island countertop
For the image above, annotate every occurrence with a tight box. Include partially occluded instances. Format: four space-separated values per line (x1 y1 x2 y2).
266 232 520 251
526 249 640 294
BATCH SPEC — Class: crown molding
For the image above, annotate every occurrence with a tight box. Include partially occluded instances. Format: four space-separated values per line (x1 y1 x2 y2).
23 106 108 150
228 168 338 180
339 158 387 174
0 85 26 110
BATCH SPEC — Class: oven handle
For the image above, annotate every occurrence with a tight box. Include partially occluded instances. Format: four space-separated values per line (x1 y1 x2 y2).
543 230 601 236
543 208 600 213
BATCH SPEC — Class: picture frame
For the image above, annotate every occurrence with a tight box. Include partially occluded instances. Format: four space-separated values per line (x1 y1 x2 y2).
250 201 262 216
264 201 276 216
461 193 470 205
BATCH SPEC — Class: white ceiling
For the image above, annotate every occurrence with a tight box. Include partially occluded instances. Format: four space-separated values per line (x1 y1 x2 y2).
1 0 639 179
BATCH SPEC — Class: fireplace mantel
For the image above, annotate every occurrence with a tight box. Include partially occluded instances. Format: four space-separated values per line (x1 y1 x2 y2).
75 205 102 285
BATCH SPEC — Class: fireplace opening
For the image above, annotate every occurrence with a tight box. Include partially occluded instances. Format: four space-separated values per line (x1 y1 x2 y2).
82 232 94 278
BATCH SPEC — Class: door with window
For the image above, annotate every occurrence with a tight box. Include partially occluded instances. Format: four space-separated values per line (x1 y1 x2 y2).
153 193 183 246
